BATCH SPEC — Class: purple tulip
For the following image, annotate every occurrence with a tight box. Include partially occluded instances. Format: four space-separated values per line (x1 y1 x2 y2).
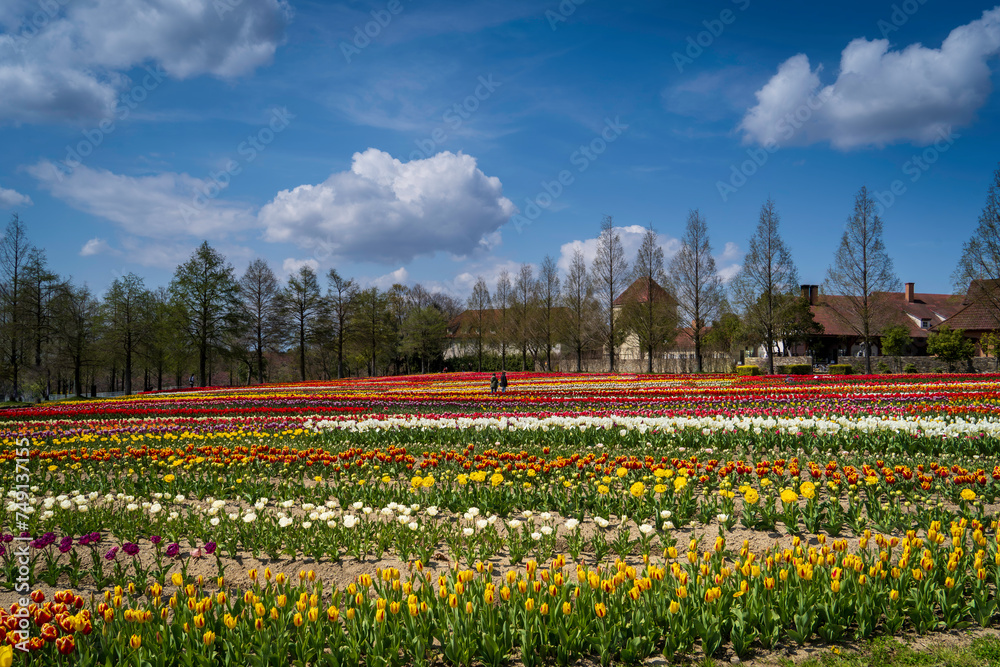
123 542 140 556
166 543 180 558
59 536 73 554
104 547 119 561
150 535 162 545
0 534 12 544
204 541 217 555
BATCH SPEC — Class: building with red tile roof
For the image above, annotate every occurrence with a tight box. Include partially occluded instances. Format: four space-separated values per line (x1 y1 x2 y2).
796 282 966 361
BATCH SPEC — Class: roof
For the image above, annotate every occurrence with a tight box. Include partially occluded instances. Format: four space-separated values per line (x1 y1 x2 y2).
810 290 965 339
613 278 673 307
673 326 712 350
936 280 1000 332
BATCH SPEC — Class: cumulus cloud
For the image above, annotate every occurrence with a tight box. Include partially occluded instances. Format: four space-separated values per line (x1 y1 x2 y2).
258 148 516 264
282 257 319 277
370 267 410 289
740 7 1000 149
715 241 741 283
0 185 31 208
80 237 118 257
556 225 681 277
29 160 256 240
423 259 522 298
0 0 290 123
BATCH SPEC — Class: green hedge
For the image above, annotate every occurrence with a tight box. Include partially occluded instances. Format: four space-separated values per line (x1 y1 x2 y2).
829 364 853 375
736 365 760 376
778 364 812 375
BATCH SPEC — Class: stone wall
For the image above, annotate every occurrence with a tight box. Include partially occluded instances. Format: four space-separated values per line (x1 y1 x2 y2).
835 356 998 374
555 355 735 374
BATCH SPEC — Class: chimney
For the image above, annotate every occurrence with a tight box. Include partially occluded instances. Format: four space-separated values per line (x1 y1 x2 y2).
800 284 810 300
905 282 915 303
809 285 818 305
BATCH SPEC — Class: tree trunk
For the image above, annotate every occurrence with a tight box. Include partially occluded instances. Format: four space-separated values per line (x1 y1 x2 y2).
695 329 703 374
199 344 207 388
125 345 132 395
299 318 307 381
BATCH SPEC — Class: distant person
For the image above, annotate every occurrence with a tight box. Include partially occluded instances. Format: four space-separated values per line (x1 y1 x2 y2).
500 371 508 393
490 373 498 394
189 374 195 389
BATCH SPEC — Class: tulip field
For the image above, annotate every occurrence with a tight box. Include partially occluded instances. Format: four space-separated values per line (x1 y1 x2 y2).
5 371 1000 665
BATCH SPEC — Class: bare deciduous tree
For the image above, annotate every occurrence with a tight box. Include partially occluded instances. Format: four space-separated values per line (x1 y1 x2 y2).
668 210 724 373
103 273 150 394
239 258 281 384
327 269 356 379
493 270 513 368
731 199 799 374
825 186 901 374
466 277 492 372
512 263 538 371
0 214 30 396
623 223 675 373
562 249 596 372
591 216 629 372
538 256 560 371
954 163 1000 330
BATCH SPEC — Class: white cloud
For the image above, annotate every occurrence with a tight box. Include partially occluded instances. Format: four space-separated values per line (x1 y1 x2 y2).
740 7 1000 149
715 241 741 284
0 185 31 208
0 0 290 124
421 259 523 298
80 237 118 257
259 148 516 264
370 267 409 289
282 257 319 277
556 225 681 276
29 160 256 239
116 238 252 270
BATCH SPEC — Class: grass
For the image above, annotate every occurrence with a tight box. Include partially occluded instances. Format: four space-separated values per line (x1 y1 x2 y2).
776 635 1000 667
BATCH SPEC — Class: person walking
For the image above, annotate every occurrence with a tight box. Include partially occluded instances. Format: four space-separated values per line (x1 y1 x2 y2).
490 373 498 394
189 374 195 389
499 371 508 393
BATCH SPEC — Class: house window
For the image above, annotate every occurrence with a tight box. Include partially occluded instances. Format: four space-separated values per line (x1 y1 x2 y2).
920 319 930 329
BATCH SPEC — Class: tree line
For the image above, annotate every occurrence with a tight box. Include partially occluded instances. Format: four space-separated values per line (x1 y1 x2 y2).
0 221 465 398
5 164 1000 397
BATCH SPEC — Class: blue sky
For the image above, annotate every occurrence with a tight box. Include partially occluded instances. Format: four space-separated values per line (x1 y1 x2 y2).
1 0 999 299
